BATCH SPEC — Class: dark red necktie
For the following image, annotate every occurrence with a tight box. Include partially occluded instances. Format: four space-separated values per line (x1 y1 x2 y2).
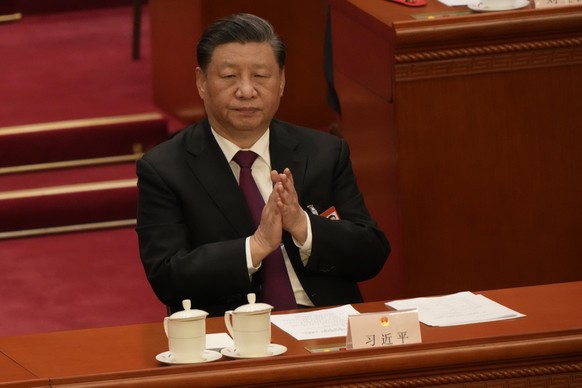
233 150 297 310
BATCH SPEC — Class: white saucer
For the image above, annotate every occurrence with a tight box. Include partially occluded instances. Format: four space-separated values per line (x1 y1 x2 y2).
155 350 222 365
468 0 528 11
220 344 287 359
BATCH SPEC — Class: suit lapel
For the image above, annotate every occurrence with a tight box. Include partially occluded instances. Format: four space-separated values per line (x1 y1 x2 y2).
183 121 256 236
181 120 308 236
269 121 306 200
269 121 309 266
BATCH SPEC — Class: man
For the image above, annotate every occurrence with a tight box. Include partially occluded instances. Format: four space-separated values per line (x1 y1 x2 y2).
136 13 390 316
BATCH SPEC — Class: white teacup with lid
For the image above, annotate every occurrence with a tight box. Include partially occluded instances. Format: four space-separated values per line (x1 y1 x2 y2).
163 299 208 362
224 293 273 357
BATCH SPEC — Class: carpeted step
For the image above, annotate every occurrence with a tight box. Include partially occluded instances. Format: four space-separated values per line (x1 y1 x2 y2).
0 162 138 234
0 112 168 168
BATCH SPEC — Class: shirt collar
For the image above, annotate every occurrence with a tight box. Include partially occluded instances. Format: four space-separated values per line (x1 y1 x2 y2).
211 127 271 167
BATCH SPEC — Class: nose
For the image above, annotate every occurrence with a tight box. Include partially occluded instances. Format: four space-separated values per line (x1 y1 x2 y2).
235 76 257 99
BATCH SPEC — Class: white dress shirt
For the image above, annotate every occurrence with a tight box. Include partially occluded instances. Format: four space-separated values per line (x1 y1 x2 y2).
211 128 314 306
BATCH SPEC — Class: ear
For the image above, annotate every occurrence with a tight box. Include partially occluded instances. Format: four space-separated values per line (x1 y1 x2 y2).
195 67 206 99
279 69 285 97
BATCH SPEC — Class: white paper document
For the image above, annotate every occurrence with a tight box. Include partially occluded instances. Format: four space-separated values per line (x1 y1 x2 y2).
386 291 525 327
438 0 470 6
271 304 360 340
206 333 234 350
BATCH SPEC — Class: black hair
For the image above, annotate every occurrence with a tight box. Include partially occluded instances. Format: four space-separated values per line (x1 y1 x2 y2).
197 13 286 72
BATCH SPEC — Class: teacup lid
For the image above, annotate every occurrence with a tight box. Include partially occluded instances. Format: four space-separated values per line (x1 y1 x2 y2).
233 293 273 314
168 299 208 320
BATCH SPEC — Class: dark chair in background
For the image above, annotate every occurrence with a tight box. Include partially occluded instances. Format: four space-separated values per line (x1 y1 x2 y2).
132 0 143 60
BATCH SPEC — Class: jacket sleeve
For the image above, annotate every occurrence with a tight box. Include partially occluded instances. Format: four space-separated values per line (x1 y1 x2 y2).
135 157 253 310
301 138 391 282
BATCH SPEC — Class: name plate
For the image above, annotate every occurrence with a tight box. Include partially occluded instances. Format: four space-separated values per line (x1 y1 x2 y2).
346 309 422 350
535 0 582 8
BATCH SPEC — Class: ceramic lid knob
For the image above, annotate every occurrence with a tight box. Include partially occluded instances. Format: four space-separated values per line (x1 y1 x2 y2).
168 299 208 320
182 299 192 311
233 293 273 313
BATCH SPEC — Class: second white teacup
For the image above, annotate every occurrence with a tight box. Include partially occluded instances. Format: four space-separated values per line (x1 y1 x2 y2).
224 293 273 357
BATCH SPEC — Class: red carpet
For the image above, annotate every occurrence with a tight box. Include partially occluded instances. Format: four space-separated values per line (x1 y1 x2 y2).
0 6 172 336
0 228 166 336
0 6 157 127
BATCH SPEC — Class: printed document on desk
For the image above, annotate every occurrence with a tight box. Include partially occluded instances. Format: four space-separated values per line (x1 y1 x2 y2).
271 304 360 340
386 291 525 327
438 0 470 6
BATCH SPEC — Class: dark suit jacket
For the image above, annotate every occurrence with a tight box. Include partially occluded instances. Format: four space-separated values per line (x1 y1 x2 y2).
136 119 390 316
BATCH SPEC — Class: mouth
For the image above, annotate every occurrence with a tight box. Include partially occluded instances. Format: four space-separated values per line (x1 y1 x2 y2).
234 107 259 114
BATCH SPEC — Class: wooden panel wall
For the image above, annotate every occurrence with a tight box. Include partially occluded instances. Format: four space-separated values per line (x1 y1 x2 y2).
331 0 582 300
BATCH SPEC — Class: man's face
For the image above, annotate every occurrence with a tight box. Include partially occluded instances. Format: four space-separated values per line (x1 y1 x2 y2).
196 42 285 143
